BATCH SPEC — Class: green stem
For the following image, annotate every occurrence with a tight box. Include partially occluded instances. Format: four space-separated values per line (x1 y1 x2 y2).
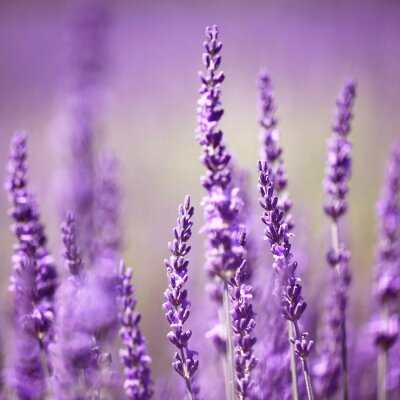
288 321 299 400
179 348 194 400
331 221 349 400
293 321 314 400
223 281 236 400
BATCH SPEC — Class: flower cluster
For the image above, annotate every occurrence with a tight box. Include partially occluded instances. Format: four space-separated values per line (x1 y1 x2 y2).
197 25 245 302
324 79 357 220
163 196 199 399
118 261 153 400
257 160 314 396
229 259 257 399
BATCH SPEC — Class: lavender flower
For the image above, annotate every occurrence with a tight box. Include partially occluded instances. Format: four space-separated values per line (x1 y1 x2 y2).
66 0 110 260
51 212 103 400
10 252 46 400
323 79 357 400
257 160 314 400
163 195 199 400
373 142 400 400
197 25 245 302
324 79 357 220
118 261 153 400
258 70 293 230
229 259 257 399
5 132 58 398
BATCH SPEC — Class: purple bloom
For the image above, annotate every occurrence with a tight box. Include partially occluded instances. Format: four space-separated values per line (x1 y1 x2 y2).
197 25 245 303
5 132 58 398
257 70 293 230
118 261 153 400
163 195 200 399
52 212 102 400
324 79 357 220
257 160 314 399
10 252 46 400
323 79 357 400
66 0 110 260
229 259 257 399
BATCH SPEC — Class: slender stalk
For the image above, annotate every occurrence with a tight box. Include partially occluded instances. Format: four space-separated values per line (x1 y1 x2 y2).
377 304 389 400
179 348 194 400
288 321 299 400
293 321 315 400
223 281 236 400
330 221 349 400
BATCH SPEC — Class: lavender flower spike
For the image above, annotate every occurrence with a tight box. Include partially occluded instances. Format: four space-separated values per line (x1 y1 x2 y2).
163 195 200 400
118 261 153 400
374 142 400 400
229 255 257 400
197 25 245 400
197 25 245 301
6 132 58 396
257 69 297 396
257 160 314 400
323 79 357 400
52 212 102 400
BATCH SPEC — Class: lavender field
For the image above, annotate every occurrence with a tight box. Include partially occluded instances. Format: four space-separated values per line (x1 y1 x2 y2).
0 1 399 399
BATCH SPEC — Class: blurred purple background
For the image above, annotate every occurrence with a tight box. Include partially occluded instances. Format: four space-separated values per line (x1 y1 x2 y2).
0 0 400 379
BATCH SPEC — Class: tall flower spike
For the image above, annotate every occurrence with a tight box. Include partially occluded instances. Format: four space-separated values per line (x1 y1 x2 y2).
257 160 314 400
229 258 257 399
257 70 300 397
66 0 110 260
374 142 400 400
197 25 245 300
197 25 246 400
6 132 58 391
258 69 293 230
52 212 103 400
323 79 357 400
118 261 153 400
163 195 200 400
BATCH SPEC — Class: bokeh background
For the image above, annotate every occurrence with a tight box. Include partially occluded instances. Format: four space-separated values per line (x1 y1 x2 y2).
0 0 399 382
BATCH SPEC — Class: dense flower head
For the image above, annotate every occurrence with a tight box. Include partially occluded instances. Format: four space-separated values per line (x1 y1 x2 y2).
118 261 153 400
61 212 85 277
229 260 257 399
6 132 58 351
324 79 357 220
163 196 200 398
52 213 103 400
197 25 246 302
197 25 229 191
257 70 293 231
257 160 313 352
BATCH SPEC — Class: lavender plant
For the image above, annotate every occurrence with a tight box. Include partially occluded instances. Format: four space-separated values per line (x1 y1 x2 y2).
323 79 357 400
373 142 400 400
52 212 102 400
257 69 299 397
2 17 398 400
163 195 199 400
196 25 247 400
6 132 58 399
229 254 257 400
118 261 153 400
257 160 314 400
